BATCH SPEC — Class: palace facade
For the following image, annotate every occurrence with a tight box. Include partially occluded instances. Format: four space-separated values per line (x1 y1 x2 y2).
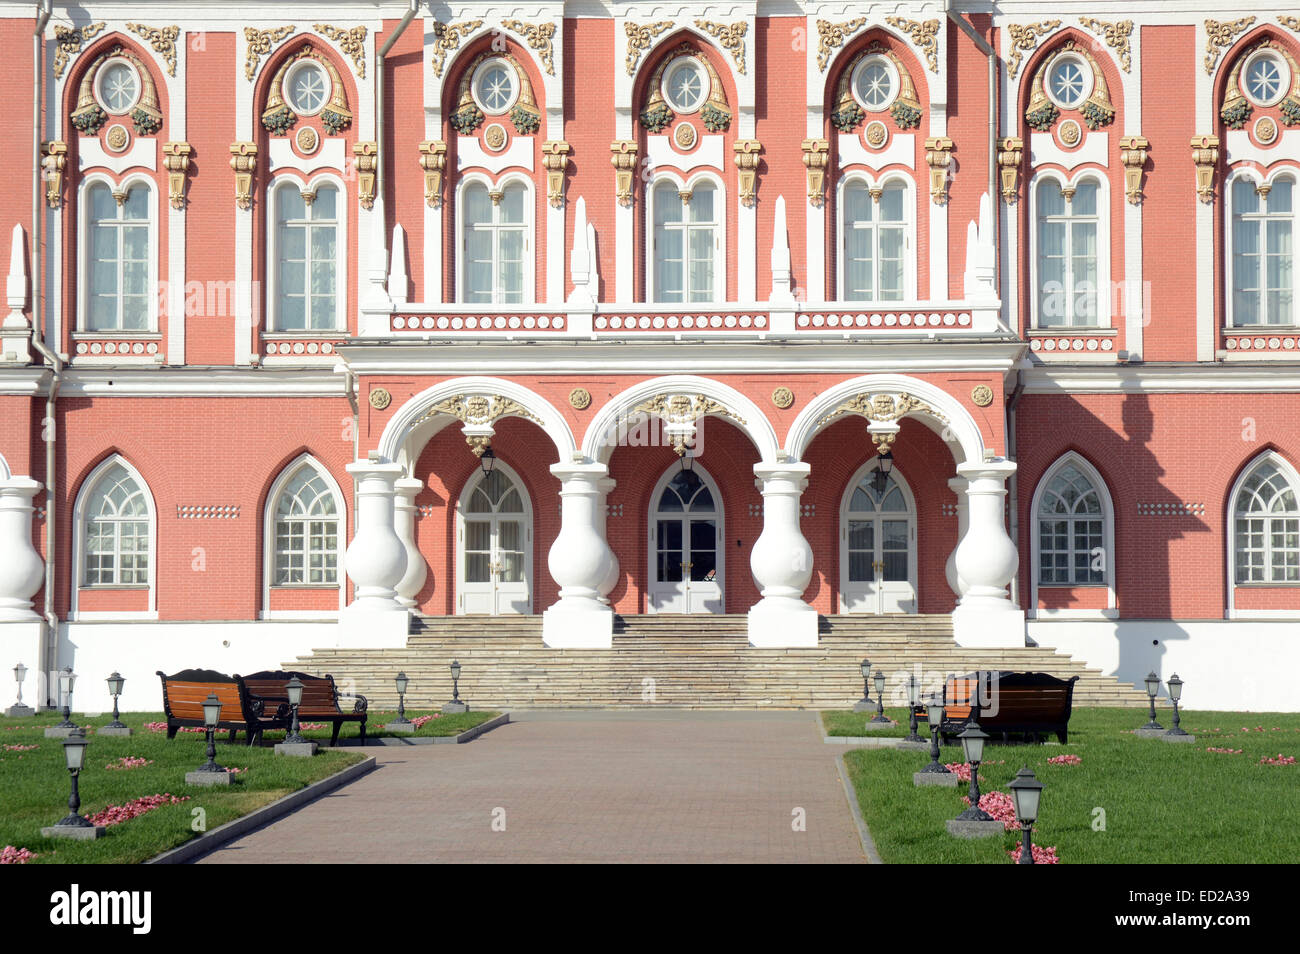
0 1 1297 711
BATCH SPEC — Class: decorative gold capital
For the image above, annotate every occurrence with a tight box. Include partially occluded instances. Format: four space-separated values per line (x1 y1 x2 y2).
625 21 673 76
611 140 639 207
500 20 556 76
541 140 571 209
1006 20 1061 80
694 20 748 75
52 23 105 80
734 140 761 208
1204 17 1256 74
418 140 448 209
924 137 955 205
816 18 867 73
314 24 368 79
229 142 257 210
353 142 378 210
1118 135 1149 205
997 137 1024 204
162 141 192 210
885 17 940 73
801 138 830 208
1190 134 1220 203
41 141 68 210
126 23 180 77
244 26 295 81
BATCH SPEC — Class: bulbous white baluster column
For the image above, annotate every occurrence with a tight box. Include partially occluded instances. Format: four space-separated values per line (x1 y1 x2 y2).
748 462 818 647
0 478 44 621
952 459 1025 648
393 477 427 609
543 462 617 648
596 475 619 603
340 461 410 648
945 476 970 601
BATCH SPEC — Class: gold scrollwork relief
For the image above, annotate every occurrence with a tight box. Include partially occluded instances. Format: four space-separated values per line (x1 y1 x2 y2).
1204 17 1256 75
52 23 106 80
125 23 180 77
694 20 747 75
1078 17 1133 73
430 20 483 79
1006 20 1061 81
244 25 295 81
500 19 556 76
814 392 948 431
625 20 673 76
314 24 367 78
885 17 940 73
816 18 867 73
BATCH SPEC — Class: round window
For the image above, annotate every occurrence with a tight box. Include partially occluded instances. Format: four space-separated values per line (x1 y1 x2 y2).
285 60 330 116
1046 53 1093 110
95 60 141 114
1242 49 1289 107
662 57 709 113
472 58 520 114
851 55 899 112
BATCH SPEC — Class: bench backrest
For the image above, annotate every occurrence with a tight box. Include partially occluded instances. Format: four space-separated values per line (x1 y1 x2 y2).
156 669 250 724
241 671 342 716
943 671 1078 724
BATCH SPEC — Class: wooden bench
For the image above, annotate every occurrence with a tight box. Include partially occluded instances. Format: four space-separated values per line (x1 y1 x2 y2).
917 671 1080 744
241 671 368 746
156 669 290 746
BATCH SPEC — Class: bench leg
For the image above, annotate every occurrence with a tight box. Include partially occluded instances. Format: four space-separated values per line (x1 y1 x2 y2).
227 728 237 744
166 725 178 740
359 720 367 746
1058 728 1068 744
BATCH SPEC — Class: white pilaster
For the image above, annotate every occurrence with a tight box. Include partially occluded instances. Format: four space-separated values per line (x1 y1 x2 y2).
738 197 756 302
393 477 426 609
0 478 44 621
952 459 1025 649
945 475 970 601
747 462 817 648
543 462 617 648
339 461 409 647
2 225 32 364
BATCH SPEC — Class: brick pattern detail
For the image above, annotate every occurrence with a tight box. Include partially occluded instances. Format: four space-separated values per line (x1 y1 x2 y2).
176 505 241 519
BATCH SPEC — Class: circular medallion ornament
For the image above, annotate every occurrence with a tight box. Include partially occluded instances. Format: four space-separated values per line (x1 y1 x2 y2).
369 387 393 410
569 387 592 410
1058 119 1082 147
1255 116 1278 145
105 123 130 152
771 387 795 410
674 122 697 150
296 126 319 154
864 121 888 148
971 385 994 408
484 123 508 152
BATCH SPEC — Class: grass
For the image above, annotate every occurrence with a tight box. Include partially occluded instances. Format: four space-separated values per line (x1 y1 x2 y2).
821 708 913 738
353 709 500 740
838 707 1300 863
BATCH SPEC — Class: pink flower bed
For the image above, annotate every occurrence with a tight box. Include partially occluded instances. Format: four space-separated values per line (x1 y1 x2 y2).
85 793 191 828
942 759 1005 783
1007 843 1060 864
0 845 36 865
1260 754 1297 766
410 715 441 729
1047 754 1081 766
145 722 205 734
3 744 38 752
105 756 153 771
961 790 1019 831
1206 747 1243 754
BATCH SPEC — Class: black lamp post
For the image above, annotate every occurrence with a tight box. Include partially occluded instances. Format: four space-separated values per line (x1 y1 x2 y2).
953 721 994 821
53 728 93 829
871 451 894 495
870 669 889 723
450 660 463 704
1141 671 1163 731
904 671 924 743
392 672 411 725
479 446 497 478
919 694 952 774
104 672 126 729
854 659 872 711
680 451 694 472
1008 766 1044 864
196 693 226 774
55 667 77 729
284 676 306 744
1165 674 1188 737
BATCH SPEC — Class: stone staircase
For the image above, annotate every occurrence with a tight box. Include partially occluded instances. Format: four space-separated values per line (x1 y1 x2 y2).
286 614 1149 711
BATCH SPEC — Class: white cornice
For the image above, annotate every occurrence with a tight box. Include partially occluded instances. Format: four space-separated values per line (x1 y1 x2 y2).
40 369 349 398
0 368 50 396
1020 363 1300 394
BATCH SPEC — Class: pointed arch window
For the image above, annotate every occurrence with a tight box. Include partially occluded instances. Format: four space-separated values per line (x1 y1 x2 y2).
1036 462 1106 585
272 463 341 585
1233 458 1300 583
83 462 150 586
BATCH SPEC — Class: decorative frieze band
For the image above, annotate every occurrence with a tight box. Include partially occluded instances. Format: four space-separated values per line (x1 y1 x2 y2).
177 505 241 519
1137 502 1205 517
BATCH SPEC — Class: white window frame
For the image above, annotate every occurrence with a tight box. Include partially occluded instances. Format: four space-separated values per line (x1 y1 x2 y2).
265 174 347 333
1028 169 1112 330
71 454 157 621
646 172 727 305
1028 452 1117 619
835 172 917 303
455 174 535 305
1226 451 1300 619
261 453 346 619
77 174 159 333
1225 169 1297 329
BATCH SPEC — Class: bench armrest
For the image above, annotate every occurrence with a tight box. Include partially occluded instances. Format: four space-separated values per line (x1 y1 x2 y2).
346 693 368 714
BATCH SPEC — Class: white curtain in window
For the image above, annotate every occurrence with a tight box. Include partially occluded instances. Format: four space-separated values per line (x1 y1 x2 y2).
1036 179 1099 327
88 183 150 331
1233 176 1295 326
84 463 149 586
273 465 339 585
842 181 905 301
463 182 527 304
276 184 338 330
653 181 717 303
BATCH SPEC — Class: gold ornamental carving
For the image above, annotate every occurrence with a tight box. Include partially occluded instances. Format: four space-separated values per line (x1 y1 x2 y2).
314 24 367 78
500 20 556 76
418 394 543 429
611 140 639 207
41 141 68 210
694 20 747 75
542 141 571 208
971 386 995 408
569 388 592 411
52 22 106 80
734 140 761 208
72 47 164 137
802 138 830 208
814 392 948 431
771 387 795 410
1190 135 1220 203
353 142 378 210
816 18 866 73
1204 17 1256 74
229 142 257 210
1256 117 1278 144
885 17 940 73
1119 136 1149 205
625 21 673 76
674 123 697 149
126 23 180 77
925 137 955 205
368 388 392 410
430 20 483 79
617 394 747 455
997 137 1024 203
1282 16 1300 35
1078 17 1133 73
419 140 448 208
1005 20 1061 80
162 141 192 209
244 26 295 81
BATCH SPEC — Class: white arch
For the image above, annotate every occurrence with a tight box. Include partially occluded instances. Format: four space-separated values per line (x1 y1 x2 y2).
785 374 985 465
261 452 347 618
646 459 725 613
71 454 158 620
0 451 10 480
1010 25 1128 115
620 22 752 116
1028 451 1117 618
378 376 577 469
581 374 780 465
431 23 558 129
1227 449 1300 619
817 24 932 100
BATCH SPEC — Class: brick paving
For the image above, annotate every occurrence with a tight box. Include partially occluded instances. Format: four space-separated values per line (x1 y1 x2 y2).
196 711 868 864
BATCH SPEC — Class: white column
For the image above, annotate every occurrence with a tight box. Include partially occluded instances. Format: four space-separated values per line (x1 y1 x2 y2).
747 462 818 647
596 475 618 602
393 477 427 609
945 475 970 601
339 461 409 648
952 459 1025 648
543 462 617 648
0 478 44 621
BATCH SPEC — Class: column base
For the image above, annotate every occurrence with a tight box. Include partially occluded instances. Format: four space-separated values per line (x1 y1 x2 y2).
951 605 1026 649
336 606 410 649
542 603 614 649
747 600 819 648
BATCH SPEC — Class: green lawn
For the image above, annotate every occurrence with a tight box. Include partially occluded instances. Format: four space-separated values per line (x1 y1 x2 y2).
838 707 1300 863
821 708 912 738
349 709 500 739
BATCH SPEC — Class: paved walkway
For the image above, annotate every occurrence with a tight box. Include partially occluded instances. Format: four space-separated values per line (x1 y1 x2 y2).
196 711 868 864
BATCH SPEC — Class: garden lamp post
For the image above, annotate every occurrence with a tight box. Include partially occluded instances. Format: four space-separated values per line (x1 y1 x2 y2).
392 672 411 725
854 659 872 712
919 694 952 774
284 676 306 744
1165 674 1188 737
953 721 994 822
8 662 33 716
55 667 77 729
197 693 226 774
1142 671 1163 731
870 669 889 723
443 660 469 713
1008 766 1044 865
55 728 93 828
904 671 924 743
104 672 127 729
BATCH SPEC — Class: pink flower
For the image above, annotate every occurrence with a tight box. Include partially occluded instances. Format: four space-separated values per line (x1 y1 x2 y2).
3 744 38 752
961 790 1020 831
1007 843 1060 864
0 845 36 865
1047 754 1081 766
1206 747 1243 754
1260 754 1297 766
85 793 191 828
105 756 153 771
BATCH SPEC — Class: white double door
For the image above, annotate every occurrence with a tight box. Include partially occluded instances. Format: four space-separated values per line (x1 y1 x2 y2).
648 465 724 614
457 466 531 615
840 465 918 614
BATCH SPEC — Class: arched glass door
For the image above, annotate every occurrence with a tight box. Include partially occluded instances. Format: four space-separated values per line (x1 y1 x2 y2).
458 467 531 614
840 466 917 614
649 466 723 613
